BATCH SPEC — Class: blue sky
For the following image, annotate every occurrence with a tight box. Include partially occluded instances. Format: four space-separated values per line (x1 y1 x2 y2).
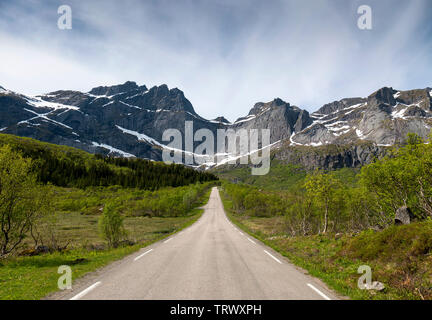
0 0 431 121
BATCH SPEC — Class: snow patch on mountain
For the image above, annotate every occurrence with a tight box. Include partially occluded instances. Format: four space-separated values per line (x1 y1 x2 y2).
233 114 256 124
19 108 73 130
119 101 142 109
26 96 80 111
91 142 135 157
116 125 162 146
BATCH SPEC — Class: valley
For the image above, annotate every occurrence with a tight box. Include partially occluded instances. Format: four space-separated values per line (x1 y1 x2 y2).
0 83 431 301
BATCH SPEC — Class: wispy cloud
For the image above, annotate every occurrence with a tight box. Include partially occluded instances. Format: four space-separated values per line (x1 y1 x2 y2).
0 0 431 121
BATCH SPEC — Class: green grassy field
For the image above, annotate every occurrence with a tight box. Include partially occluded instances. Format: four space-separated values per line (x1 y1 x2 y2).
0 187 212 300
220 190 432 300
213 161 359 191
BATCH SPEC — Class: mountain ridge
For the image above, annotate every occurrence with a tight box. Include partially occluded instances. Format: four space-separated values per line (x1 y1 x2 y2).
1 81 431 169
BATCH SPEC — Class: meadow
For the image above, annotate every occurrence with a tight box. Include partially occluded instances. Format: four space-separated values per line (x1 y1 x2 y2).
0 184 214 300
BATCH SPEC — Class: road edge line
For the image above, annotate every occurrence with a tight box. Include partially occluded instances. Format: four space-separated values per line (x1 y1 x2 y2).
70 281 102 300
263 250 282 264
134 249 153 261
307 283 331 300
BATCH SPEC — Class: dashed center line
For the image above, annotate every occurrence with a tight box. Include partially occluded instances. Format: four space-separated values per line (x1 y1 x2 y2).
307 283 331 300
70 281 101 300
134 249 153 261
264 250 282 264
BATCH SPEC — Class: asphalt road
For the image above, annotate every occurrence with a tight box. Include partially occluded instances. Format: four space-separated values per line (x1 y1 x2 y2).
59 187 339 300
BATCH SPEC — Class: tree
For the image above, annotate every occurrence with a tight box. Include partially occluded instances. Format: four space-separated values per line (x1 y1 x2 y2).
304 170 342 233
360 132 432 221
98 201 126 248
0 145 43 257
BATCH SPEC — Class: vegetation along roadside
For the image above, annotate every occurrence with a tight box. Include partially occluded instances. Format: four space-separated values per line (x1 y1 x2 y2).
219 133 432 300
0 135 218 299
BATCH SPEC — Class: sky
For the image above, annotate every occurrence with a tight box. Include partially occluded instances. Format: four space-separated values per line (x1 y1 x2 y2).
0 0 431 122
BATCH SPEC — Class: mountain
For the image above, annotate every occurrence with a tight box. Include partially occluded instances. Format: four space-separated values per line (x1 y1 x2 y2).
0 81 215 161
1 82 431 170
291 87 432 147
231 98 313 144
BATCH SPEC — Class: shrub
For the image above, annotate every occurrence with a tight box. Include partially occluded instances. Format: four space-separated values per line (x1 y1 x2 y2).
98 202 126 248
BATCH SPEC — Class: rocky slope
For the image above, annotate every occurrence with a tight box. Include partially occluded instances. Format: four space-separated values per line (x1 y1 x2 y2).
291 87 432 147
0 82 431 169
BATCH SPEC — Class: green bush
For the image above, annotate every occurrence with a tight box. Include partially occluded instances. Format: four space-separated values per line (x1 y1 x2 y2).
98 202 126 248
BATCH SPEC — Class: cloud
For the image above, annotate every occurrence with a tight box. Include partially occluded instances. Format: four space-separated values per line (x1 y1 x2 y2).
0 0 431 121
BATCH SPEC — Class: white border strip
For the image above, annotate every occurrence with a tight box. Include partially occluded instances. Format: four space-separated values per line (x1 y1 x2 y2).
307 283 331 300
164 238 172 243
70 281 101 300
134 249 153 261
264 250 282 264
247 238 256 244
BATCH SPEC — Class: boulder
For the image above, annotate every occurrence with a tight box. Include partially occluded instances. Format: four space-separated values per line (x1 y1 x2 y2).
394 206 412 225
364 281 385 291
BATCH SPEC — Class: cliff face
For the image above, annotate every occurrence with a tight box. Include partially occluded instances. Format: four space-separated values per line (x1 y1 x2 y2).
272 141 389 170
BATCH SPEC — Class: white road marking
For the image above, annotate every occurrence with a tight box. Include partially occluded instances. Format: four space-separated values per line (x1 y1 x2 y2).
164 238 173 243
247 238 256 244
307 283 331 300
70 282 101 300
264 250 282 264
134 249 153 261
238 231 244 236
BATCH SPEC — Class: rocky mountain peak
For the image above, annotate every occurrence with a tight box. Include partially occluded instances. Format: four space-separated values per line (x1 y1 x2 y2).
271 98 286 106
147 84 169 97
394 88 432 112
367 87 397 107
143 85 197 115
315 97 366 116
248 98 290 116
88 81 146 96
213 116 231 124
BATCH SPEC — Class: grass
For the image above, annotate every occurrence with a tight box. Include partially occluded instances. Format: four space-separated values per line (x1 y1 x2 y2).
220 189 432 300
213 163 307 191
213 162 359 191
0 187 212 300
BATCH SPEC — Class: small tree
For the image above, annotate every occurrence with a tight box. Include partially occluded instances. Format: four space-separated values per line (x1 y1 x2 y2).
304 170 342 233
0 145 42 257
98 202 126 248
182 186 198 211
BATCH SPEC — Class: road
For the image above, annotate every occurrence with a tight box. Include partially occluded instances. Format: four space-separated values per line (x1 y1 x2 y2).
58 187 339 300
